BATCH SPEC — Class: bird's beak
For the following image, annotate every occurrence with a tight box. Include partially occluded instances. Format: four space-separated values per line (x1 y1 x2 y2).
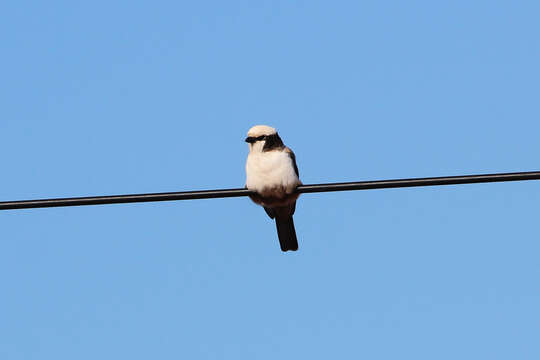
245 137 255 143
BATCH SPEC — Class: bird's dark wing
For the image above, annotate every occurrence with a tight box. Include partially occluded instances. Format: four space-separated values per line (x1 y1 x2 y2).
264 206 275 219
285 147 299 177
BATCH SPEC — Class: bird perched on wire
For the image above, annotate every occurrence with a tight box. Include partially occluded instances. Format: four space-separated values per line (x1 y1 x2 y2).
245 125 302 252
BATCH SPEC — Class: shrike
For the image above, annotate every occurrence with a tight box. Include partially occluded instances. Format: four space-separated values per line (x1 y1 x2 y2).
245 125 302 252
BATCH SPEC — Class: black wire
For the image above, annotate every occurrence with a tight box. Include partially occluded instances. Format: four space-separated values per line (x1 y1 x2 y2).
1 171 539 211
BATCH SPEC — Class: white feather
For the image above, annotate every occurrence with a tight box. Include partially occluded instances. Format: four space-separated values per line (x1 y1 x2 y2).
246 150 300 195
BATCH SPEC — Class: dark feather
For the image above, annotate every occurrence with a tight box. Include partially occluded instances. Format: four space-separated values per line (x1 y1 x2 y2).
275 215 298 252
286 148 299 177
272 204 298 252
262 133 284 151
264 206 275 219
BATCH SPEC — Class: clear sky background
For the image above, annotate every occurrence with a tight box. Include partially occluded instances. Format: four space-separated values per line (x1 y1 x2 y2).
1 1 539 359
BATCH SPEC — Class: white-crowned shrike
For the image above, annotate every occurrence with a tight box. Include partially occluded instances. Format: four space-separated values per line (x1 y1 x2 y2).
245 125 302 252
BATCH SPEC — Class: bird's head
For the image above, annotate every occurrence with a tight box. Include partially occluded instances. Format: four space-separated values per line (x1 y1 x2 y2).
245 125 284 153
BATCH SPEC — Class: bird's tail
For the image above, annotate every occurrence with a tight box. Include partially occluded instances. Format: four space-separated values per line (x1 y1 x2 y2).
275 215 298 252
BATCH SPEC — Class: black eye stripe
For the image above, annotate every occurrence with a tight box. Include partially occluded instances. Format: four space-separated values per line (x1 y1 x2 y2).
245 135 268 143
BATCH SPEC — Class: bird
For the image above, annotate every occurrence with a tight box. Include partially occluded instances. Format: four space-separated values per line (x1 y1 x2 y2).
245 125 302 252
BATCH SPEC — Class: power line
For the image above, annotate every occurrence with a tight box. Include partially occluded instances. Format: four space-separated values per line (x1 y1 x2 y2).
1 171 539 211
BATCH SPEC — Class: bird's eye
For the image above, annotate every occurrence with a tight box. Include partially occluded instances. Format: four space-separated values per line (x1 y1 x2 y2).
256 135 266 141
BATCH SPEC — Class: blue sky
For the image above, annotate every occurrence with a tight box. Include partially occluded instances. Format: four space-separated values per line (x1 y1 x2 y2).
1 1 539 359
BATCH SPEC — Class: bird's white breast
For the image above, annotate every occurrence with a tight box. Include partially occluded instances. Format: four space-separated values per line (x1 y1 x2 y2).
246 150 300 196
